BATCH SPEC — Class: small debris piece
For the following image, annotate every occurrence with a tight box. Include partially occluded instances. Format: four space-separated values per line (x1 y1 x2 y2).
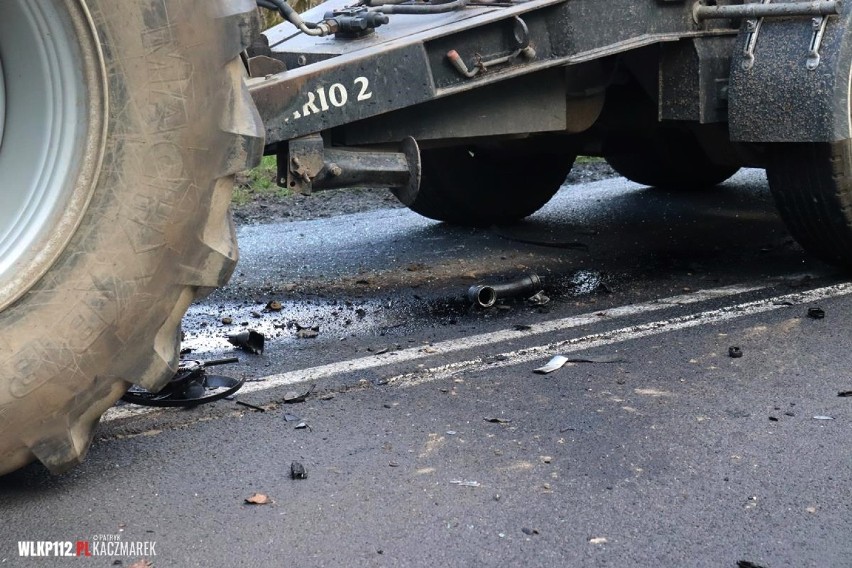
388 461 400 467
449 480 481 487
838 391 852 397
283 413 300 422
266 300 283 311
813 415 834 420
320 393 336 401
513 324 533 331
236 400 265 412
291 461 308 479
534 355 569 374
294 422 309 430
728 346 743 358
806 506 817 514
521 527 540 536
768 416 778 422
540 456 553 464
368 346 389 355
127 561 152 568
227 330 265 355
483 417 512 424
446 431 457 435
245 493 272 505
588 537 607 545
283 385 315 404
566 355 624 364
296 327 319 339
251 311 262 318
527 291 550 306
737 561 766 568
807 307 825 319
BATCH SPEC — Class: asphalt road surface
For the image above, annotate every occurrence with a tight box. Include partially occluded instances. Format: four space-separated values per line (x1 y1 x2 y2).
2 170 852 567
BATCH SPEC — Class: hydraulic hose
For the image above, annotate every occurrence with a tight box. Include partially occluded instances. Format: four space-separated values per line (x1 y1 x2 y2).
370 0 468 14
257 0 330 36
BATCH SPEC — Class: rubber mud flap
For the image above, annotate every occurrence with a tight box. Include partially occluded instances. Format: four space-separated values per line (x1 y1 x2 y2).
0 0 263 475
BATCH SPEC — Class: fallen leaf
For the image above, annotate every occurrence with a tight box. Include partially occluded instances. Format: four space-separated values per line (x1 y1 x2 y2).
245 493 272 505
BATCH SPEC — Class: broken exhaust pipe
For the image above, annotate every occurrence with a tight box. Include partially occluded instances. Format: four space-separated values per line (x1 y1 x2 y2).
468 274 543 308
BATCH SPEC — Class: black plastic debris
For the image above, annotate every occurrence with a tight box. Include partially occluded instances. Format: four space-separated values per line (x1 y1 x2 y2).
468 274 543 308
737 561 767 568
838 391 852 398
284 384 315 404
227 330 265 354
236 400 265 412
768 416 778 422
484 417 512 424
807 307 825 319
513 324 533 332
728 346 743 358
291 461 308 479
283 413 301 422
122 358 244 407
521 527 540 536
527 290 550 306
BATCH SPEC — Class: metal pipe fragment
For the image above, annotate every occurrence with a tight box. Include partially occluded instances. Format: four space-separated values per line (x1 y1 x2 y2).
468 274 542 308
693 0 841 21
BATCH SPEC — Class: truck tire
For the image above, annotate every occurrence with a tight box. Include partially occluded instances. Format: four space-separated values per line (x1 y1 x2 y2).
767 143 852 265
406 146 575 226
605 130 739 189
0 0 263 475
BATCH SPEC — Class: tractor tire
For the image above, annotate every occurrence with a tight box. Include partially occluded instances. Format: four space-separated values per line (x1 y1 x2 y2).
404 145 575 226
0 0 263 475
605 130 739 189
767 142 852 265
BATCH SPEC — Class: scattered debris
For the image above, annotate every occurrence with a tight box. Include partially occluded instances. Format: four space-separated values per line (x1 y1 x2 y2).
807 307 825 319
513 324 533 331
250 311 262 318
446 431 457 435
521 527 540 536
227 330 265 355
291 461 308 479
768 416 778 422
449 480 481 487
540 456 552 464
122 358 244 407
244 493 272 505
838 391 852 398
283 385 315 404
266 300 283 311
527 290 550 306
588 537 607 545
320 393 336 401
296 327 319 339
294 422 310 430
283 413 301 422
737 561 766 568
566 355 624 364
468 274 543 308
127 561 153 568
813 415 834 420
368 346 389 355
483 417 512 424
236 400 265 412
534 355 569 374
728 346 743 358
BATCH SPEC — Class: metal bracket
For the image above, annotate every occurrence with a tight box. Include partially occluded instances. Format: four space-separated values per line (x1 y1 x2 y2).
446 17 536 79
741 0 771 71
807 15 830 70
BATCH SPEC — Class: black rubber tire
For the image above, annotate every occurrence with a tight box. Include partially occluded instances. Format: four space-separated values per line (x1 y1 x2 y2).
767 142 852 265
405 145 575 226
605 130 739 189
0 0 263 475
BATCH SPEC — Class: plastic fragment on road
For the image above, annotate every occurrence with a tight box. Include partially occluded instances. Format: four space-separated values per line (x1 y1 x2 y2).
534 355 569 374
291 461 308 479
483 417 512 424
450 480 481 487
227 330 265 354
813 415 834 420
807 307 825 319
837 391 852 397
283 384 315 403
588 537 607 545
728 346 743 358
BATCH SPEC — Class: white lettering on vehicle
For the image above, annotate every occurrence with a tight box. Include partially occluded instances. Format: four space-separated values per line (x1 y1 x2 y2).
287 77 373 123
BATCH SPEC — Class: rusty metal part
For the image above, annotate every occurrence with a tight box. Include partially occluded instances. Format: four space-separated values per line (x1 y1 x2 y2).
281 134 421 201
468 274 543 308
693 0 841 22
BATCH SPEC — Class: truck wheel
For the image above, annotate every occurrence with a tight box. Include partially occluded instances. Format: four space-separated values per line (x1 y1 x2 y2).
0 0 263 475
605 130 739 189
766 143 852 265
406 146 575 226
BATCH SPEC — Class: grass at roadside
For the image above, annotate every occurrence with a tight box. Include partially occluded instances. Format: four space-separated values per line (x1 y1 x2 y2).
232 155 291 206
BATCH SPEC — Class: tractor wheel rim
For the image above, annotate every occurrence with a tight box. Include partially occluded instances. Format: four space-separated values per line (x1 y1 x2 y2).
0 0 106 310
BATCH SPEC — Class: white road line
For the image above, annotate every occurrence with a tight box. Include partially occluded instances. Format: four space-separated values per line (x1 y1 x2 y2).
392 282 852 388
100 282 815 423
